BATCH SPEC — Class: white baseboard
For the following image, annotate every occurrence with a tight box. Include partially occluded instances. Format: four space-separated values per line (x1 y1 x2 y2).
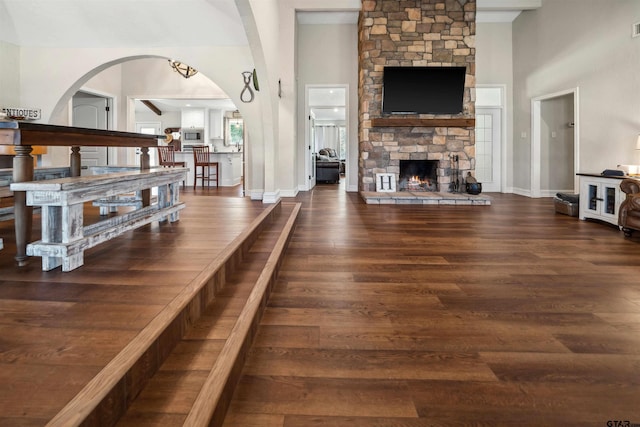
280 188 299 198
263 190 281 204
512 187 532 197
249 189 263 200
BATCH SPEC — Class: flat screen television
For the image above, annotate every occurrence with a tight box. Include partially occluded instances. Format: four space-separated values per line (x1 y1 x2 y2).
382 66 466 114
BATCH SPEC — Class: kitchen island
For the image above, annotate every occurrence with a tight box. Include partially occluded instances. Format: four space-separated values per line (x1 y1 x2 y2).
175 150 242 187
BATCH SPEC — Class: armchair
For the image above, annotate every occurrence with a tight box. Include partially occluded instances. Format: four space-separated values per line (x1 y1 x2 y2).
618 178 640 237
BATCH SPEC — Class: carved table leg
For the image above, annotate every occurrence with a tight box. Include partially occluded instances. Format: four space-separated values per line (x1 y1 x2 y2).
13 145 34 266
70 146 81 177
140 147 151 206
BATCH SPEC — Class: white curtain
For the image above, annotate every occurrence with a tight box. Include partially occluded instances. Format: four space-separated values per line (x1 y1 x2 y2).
314 125 339 152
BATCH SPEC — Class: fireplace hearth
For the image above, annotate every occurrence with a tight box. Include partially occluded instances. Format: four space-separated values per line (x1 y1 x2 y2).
399 160 438 192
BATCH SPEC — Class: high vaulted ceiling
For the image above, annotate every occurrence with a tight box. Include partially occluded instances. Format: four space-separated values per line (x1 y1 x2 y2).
0 0 541 49
2 0 541 117
0 0 247 48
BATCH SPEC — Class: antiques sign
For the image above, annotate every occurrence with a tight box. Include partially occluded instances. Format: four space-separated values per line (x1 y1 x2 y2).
1 107 41 120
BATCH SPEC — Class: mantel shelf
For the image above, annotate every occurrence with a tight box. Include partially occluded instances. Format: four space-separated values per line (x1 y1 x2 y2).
371 118 475 128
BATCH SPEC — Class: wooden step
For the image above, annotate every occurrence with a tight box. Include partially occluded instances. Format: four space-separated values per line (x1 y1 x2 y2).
114 202 301 426
45 200 293 427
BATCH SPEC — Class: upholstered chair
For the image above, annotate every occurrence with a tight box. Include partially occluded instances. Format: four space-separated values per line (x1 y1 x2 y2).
618 178 640 236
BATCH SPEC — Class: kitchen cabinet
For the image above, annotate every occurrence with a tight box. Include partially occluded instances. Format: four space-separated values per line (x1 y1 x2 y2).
181 108 205 129
578 174 624 226
209 109 224 139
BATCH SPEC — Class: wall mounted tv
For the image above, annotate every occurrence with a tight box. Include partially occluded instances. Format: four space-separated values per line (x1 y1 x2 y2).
382 66 466 114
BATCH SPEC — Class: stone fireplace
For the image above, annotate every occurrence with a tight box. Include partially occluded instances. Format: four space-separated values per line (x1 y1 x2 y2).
358 0 477 198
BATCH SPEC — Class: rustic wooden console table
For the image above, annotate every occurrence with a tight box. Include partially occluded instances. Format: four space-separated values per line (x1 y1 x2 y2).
12 167 186 271
0 121 160 266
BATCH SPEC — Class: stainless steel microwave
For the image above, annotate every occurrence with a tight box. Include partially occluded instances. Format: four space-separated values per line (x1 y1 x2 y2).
182 128 203 142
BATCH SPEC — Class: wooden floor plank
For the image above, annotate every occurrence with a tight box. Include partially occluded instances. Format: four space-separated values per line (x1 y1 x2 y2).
4 179 640 426
242 347 498 382
115 201 299 426
228 376 419 418
222 182 640 426
0 186 267 425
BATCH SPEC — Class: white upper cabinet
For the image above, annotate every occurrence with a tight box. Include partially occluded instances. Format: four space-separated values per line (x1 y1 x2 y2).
209 109 224 139
181 108 205 129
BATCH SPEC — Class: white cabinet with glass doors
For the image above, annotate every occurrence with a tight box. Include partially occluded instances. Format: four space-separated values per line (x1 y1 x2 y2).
578 174 624 227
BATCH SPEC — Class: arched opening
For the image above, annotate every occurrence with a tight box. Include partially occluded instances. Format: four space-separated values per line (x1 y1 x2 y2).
48 56 247 195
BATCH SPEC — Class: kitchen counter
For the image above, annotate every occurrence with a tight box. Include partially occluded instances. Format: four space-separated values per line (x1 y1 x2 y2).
175 150 242 187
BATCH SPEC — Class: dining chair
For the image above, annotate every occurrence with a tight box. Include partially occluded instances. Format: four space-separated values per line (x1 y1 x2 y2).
157 145 186 188
192 146 219 189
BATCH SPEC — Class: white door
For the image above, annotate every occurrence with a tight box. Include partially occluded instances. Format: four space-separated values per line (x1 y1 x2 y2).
475 108 501 192
72 92 110 172
136 122 161 167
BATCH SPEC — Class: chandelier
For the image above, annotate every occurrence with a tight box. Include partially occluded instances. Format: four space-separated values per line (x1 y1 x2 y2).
168 60 198 79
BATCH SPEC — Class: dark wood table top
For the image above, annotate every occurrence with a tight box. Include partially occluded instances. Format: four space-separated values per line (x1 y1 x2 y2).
0 121 161 147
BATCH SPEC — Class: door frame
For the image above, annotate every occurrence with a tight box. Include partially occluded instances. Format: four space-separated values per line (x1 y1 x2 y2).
69 89 116 165
531 87 580 198
308 112 317 189
476 84 506 193
304 84 348 191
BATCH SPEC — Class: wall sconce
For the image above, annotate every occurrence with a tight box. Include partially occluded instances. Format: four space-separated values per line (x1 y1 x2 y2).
168 60 198 79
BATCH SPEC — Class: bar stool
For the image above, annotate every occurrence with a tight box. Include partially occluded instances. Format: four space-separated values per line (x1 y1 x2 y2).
193 146 219 189
157 145 186 188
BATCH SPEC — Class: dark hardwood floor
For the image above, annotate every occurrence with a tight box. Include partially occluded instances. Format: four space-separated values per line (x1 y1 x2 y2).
2 179 640 426
0 184 263 426
223 182 640 426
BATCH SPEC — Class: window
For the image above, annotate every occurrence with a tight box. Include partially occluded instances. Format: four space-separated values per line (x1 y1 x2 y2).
225 118 244 146
339 126 346 159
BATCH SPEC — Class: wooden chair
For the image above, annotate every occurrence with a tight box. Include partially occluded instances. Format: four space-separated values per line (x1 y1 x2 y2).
193 146 219 189
157 145 186 188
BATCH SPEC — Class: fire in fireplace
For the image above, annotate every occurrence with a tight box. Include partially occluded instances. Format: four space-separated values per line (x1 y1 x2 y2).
399 160 438 192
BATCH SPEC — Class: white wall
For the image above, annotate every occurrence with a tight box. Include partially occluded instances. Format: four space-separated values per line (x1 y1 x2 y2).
1 1 363 203
121 59 229 100
541 94 574 192
17 47 254 126
7 44 266 190
135 111 181 132
278 0 360 197
513 0 640 191
297 23 358 192
236 0 281 201
277 2 298 197
476 22 513 191
0 40 19 107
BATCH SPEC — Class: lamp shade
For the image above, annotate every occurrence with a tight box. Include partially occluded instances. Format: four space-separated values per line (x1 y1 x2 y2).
637 134 640 150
